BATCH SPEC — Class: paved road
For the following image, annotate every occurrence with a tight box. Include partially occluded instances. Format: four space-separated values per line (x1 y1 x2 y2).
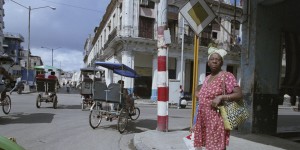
0 92 191 150
1 89 300 149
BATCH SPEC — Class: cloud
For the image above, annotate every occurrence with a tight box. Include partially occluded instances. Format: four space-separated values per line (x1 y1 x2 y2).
3 0 110 71
31 47 84 72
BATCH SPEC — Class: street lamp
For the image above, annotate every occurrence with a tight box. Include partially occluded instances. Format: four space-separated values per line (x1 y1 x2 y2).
10 0 56 83
41 46 61 67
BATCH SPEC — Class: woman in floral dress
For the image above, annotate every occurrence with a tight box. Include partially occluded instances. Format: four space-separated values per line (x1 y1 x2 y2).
193 47 242 150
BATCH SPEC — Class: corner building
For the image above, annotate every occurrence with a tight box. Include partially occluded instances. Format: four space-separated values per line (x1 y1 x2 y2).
84 0 242 100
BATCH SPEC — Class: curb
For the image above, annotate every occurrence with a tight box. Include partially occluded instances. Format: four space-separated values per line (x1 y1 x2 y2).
134 133 152 150
134 130 189 150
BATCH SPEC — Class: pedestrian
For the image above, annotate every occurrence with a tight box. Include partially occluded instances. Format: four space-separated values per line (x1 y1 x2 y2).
9 77 22 95
178 85 184 109
118 80 134 112
66 81 70 93
48 71 59 88
193 46 242 150
179 85 184 96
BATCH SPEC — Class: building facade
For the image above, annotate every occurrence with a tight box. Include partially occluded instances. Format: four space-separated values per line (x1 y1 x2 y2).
0 0 5 53
84 0 242 99
2 32 25 81
3 32 45 83
240 0 300 134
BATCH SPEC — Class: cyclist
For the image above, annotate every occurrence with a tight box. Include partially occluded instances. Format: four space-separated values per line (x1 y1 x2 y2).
118 80 134 113
0 66 14 100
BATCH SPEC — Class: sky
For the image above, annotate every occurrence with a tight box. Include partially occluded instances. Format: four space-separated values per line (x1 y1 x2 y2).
4 0 110 72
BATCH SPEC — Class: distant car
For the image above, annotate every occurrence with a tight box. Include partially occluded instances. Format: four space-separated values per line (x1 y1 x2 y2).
179 92 192 108
0 136 25 150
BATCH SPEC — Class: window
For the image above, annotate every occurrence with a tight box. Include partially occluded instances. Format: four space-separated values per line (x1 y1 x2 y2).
212 32 218 39
139 16 154 39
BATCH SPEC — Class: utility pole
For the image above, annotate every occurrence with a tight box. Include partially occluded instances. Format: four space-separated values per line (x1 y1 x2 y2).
10 0 55 84
156 0 168 132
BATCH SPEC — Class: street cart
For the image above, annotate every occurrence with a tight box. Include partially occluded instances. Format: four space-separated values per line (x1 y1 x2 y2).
35 76 58 109
89 62 140 133
80 67 104 110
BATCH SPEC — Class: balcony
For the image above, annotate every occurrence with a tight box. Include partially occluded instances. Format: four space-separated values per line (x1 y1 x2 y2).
4 32 25 42
184 35 194 45
103 27 117 49
177 35 212 47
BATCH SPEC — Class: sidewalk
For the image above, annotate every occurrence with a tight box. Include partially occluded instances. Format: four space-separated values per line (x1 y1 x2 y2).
133 99 300 150
134 130 300 150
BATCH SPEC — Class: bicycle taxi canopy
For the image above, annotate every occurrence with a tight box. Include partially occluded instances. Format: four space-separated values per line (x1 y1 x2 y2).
92 61 139 103
94 61 139 78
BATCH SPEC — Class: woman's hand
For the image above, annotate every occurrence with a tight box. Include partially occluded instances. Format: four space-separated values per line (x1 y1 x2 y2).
190 125 195 133
211 95 223 108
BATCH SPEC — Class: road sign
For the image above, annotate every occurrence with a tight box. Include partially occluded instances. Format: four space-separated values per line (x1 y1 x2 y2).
180 0 216 35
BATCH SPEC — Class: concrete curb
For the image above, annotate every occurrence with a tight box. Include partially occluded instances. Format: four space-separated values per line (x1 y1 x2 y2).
134 133 152 150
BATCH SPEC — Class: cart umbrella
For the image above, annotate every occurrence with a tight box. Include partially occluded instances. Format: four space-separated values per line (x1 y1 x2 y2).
94 61 139 78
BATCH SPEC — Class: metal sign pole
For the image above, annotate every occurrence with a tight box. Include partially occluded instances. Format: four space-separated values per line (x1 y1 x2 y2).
191 35 199 127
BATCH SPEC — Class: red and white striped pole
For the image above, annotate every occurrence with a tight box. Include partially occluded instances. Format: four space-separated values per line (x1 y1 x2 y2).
156 0 168 132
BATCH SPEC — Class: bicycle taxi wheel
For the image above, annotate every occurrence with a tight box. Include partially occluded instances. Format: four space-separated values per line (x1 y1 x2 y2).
36 94 42 108
2 95 11 114
52 94 58 109
117 108 128 133
89 103 102 129
129 107 140 121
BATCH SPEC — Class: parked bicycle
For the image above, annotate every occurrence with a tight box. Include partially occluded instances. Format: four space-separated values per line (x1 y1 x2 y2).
128 105 140 120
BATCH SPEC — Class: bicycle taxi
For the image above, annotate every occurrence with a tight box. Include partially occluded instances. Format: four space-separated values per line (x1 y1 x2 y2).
79 67 104 110
89 62 140 133
35 72 59 109
0 56 14 115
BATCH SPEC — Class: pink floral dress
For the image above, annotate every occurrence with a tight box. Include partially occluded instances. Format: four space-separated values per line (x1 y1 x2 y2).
194 72 239 150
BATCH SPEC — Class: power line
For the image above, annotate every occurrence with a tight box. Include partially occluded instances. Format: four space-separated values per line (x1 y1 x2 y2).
39 0 105 13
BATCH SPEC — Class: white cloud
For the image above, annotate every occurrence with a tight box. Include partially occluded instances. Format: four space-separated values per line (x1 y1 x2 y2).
31 47 84 72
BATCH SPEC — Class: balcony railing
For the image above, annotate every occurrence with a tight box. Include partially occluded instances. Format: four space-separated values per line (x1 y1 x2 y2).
176 35 212 47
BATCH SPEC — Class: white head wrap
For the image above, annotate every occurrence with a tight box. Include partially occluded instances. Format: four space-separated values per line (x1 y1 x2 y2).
208 47 227 60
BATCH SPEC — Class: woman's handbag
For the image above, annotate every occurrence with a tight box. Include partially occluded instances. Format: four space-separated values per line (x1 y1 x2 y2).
219 73 249 130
